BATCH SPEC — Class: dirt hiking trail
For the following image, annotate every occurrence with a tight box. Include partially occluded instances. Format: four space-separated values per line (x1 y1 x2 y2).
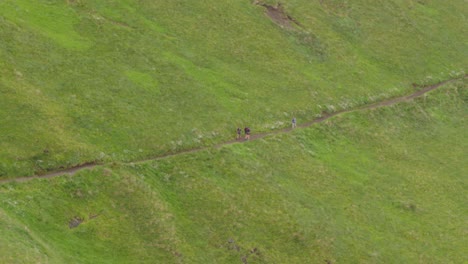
0 77 464 184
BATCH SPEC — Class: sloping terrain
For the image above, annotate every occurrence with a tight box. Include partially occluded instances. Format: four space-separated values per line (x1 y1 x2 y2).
0 80 466 263
0 0 466 177
0 77 460 184
0 1 467 263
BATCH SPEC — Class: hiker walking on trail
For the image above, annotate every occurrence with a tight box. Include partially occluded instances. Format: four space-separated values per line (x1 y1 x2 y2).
292 117 297 128
244 127 251 140
236 127 242 140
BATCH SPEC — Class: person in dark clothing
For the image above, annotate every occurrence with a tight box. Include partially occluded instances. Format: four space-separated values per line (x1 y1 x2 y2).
244 127 251 140
236 127 242 140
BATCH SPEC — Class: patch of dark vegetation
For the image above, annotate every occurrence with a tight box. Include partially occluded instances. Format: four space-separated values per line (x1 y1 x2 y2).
254 1 303 29
227 238 241 252
241 247 261 264
225 238 262 264
69 216 83 229
69 211 104 229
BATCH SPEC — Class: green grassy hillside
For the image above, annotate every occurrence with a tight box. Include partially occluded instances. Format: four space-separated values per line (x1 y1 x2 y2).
0 1 466 263
0 0 466 177
1 80 466 263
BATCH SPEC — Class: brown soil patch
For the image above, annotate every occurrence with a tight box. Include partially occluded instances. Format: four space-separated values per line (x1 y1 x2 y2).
254 2 302 29
69 217 83 229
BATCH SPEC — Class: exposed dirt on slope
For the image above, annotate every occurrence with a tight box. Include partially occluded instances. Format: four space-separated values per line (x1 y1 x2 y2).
68 216 83 229
254 1 303 29
0 77 464 184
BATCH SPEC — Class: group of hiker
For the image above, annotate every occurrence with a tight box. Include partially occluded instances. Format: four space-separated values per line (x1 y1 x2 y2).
236 117 297 140
236 127 250 140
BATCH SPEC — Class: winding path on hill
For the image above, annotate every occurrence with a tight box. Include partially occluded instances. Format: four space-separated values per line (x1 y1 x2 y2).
0 77 464 184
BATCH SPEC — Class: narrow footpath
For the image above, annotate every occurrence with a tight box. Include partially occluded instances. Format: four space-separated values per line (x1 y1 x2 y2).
0 77 464 184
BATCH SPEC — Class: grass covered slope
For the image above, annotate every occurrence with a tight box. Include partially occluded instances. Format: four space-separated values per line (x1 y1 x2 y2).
1 80 466 263
0 0 466 177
